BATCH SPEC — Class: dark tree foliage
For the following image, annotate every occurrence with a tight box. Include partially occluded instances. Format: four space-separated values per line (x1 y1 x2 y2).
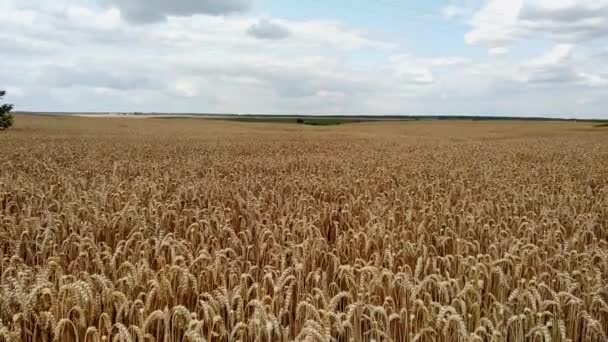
0 90 14 130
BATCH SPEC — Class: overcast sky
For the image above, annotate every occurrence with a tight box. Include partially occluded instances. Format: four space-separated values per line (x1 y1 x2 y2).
2 0 608 118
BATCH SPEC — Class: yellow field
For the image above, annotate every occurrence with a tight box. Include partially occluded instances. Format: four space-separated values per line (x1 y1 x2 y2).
1 115 607 342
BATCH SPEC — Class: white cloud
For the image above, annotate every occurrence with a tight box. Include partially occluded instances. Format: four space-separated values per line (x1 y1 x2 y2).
173 79 201 98
2 0 607 118
463 1 608 100
287 20 392 50
577 72 608 87
488 47 509 56
147 16 388 52
3 87 25 98
65 6 123 31
384 55 471 86
528 44 574 67
0 0 414 115
465 0 524 46
427 57 471 67
441 5 471 19
441 0 478 19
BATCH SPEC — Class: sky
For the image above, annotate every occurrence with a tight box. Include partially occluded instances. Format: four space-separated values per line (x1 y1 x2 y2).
1 0 608 118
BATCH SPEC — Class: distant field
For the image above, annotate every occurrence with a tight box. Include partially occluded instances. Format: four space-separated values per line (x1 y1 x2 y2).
15 111 608 125
1 115 608 342
155 116 363 125
216 117 379 125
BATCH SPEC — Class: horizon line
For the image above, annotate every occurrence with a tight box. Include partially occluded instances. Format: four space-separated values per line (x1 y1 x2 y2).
13 111 608 122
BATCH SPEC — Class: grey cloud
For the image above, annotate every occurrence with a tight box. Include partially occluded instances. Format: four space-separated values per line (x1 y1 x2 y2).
467 1 608 47
520 8 608 42
519 58 605 88
247 19 290 40
525 66 580 84
38 65 153 90
102 0 252 23
519 3 607 23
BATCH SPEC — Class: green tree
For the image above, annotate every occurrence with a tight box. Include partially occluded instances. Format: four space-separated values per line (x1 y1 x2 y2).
0 90 14 130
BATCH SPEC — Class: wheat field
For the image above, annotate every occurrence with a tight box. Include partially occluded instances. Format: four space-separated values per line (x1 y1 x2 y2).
1 115 607 342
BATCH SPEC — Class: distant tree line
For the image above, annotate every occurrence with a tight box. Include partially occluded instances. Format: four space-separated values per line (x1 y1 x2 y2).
0 90 13 130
